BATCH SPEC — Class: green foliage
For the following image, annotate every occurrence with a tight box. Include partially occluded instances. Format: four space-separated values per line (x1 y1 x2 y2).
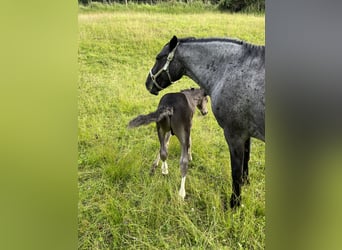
79 1 218 14
79 5 265 249
218 0 265 12
78 0 265 13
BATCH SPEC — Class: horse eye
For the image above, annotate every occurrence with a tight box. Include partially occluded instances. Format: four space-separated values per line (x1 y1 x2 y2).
156 53 167 60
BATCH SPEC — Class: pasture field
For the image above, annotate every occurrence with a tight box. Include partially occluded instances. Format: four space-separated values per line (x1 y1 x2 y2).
78 5 265 249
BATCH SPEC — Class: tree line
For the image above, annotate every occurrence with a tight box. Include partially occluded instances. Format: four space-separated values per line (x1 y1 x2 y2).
78 0 265 12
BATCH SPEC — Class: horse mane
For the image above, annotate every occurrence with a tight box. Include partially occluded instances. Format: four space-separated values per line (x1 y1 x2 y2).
181 37 243 45
180 37 265 60
242 42 265 61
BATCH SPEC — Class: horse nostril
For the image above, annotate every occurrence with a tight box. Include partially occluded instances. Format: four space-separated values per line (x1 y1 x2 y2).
150 89 159 95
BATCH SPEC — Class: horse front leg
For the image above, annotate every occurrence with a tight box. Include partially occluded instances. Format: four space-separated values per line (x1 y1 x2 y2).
224 129 246 208
242 137 250 185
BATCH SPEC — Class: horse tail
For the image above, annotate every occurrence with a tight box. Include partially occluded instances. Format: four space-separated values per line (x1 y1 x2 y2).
128 106 173 128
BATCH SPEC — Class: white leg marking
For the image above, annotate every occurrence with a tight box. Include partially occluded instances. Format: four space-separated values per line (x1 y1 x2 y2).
179 176 186 199
152 153 160 167
161 161 168 175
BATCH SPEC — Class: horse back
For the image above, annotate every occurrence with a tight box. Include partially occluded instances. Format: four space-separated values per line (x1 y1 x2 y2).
158 93 193 131
159 93 192 115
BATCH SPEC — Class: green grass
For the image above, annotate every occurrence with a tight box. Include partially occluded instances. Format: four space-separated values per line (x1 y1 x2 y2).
79 2 218 14
79 5 265 249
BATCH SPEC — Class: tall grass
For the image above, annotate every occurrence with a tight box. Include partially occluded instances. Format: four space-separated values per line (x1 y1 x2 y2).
79 2 218 14
79 5 265 249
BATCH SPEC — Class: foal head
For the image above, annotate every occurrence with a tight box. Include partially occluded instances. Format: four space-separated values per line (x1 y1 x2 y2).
181 88 209 116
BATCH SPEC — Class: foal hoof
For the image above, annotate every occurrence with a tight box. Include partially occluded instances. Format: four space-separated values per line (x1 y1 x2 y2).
178 190 186 200
242 176 250 185
161 162 168 175
229 194 241 209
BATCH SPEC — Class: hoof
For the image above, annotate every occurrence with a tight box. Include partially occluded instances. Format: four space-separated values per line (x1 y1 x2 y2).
242 176 250 185
230 194 241 209
161 161 168 175
178 190 186 200
150 160 159 176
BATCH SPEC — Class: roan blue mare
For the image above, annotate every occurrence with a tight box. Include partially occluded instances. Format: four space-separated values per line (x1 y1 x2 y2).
145 36 265 209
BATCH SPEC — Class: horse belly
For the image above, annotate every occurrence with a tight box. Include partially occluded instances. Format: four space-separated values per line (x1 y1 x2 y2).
210 100 231 129
211 93 263 140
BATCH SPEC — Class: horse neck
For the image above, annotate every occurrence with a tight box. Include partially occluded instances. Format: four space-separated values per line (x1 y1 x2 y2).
177 41 243 93
182 92 198 113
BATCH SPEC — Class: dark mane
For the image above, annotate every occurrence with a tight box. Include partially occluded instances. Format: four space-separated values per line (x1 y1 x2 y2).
180 37 244 46
179 37 265 58
242 42 265 61
243 41 265 52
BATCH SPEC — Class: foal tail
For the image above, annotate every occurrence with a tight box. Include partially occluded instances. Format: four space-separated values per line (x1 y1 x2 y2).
128 106 173 128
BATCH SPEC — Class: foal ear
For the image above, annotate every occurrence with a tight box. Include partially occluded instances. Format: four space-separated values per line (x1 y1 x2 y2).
201 88 208 96
169 35 178 51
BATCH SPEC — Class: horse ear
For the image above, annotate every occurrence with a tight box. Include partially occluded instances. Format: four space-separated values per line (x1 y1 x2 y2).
201 88 208 96
169 35 178 51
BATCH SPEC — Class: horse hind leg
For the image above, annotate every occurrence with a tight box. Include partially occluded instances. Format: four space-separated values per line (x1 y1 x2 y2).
188 136 192 161
150 152 160 176
224 129 246 209
160 131 171 175
161 160 169 175
151 125 171 176
242 137 251 185
150 151 169 176
178 152 189 199
178 133 190 200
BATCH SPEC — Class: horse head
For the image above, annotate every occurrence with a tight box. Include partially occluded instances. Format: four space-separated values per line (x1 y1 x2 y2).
145 36 185 95
197 90 209 116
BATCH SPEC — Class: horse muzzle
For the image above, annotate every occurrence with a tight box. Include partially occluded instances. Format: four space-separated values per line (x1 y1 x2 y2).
149 89 159 95
146 78 160 95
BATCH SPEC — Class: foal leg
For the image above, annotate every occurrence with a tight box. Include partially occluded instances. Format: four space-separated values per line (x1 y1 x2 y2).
161 131 171 175
150 126 171 175
178 132 190 200
242 137 250 185
150 152 160 175
188 136 192 161
224 128 246 208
